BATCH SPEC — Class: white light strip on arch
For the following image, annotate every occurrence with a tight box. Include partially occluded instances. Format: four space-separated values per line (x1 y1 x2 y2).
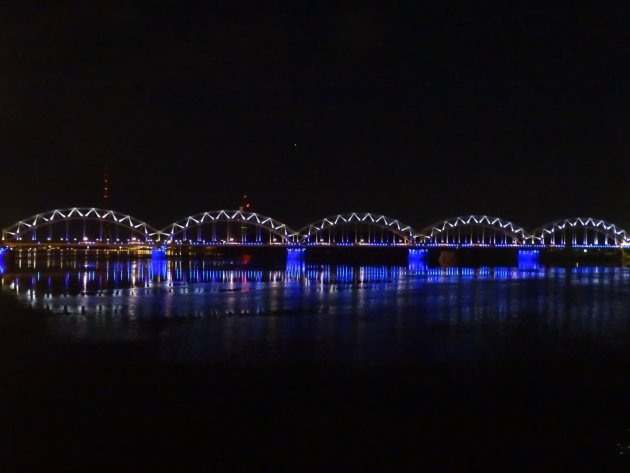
531 217 630 244
3 210 630 246
2 207 159 241
299 212 418 242
161 210 300 243
419 215 530 242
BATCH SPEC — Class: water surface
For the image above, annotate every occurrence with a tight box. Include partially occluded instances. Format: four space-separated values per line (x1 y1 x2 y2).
1 255 629 470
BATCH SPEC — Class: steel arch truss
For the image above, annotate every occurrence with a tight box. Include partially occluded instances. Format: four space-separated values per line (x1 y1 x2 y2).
531 217 630 247
300 212 418 245
162 210 299 244
419 215 530 246
1 208 159 242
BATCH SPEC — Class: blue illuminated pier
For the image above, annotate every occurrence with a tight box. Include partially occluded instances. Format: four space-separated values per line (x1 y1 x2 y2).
0 247 6 275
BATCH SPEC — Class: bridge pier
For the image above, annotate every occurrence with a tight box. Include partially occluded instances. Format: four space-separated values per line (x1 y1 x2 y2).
517 250 540 270
0 246 7 276
150 246 168 280
151 246 168 258
408 249 427 271
286 248 305 276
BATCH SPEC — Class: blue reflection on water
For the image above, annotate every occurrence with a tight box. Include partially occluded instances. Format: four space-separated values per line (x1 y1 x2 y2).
2 255 630 365
4 256 625 296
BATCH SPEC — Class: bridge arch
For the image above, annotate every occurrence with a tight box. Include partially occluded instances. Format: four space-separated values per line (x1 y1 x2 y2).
531 217 629 247
161 210 299 245
1 208 159 244
419 215 530 246
299 212 418 245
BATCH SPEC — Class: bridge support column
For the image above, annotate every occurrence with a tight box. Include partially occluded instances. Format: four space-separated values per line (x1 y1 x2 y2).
0 247 6 275
517 250 539 270
408 249 427 271
150 245 168 280
286 248 305 276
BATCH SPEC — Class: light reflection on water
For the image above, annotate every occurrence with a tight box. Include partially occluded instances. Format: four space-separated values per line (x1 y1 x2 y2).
2 254 630 363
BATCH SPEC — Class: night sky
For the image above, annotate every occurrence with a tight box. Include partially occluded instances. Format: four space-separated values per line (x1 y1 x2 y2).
1 2 629 231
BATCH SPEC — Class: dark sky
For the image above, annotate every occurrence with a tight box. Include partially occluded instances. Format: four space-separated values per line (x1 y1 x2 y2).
1 2 629 231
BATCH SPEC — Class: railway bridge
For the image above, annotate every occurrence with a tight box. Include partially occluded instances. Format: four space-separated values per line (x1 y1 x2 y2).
2 208 628 262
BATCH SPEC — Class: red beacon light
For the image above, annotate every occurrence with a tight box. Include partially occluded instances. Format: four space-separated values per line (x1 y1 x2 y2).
240 194 252 212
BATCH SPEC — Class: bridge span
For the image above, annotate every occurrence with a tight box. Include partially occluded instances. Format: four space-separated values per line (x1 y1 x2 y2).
1 208 629 254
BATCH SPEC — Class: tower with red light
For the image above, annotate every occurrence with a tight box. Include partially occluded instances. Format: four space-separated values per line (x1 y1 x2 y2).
239 194 251 212
103 167 110 206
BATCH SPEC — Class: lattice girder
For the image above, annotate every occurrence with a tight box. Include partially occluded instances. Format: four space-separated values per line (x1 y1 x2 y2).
162 210 299 243
531 217 630 246
419 215 530 244
299 212 418 243
2 207 159 242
